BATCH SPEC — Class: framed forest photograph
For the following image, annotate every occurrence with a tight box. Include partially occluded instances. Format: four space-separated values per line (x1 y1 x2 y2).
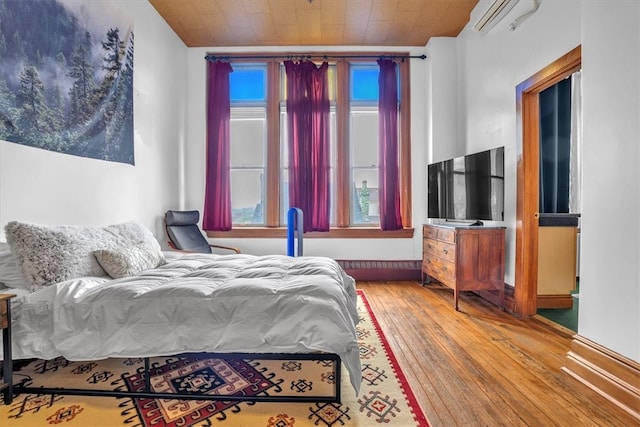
0 0 135 164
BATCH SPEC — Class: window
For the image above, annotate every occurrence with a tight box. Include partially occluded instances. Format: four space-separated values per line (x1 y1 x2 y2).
216 55 413 238
350 64 381 225
279 64 337 226
229 64 267 225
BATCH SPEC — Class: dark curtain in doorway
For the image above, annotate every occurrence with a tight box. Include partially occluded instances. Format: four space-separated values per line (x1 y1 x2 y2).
539 78 572 213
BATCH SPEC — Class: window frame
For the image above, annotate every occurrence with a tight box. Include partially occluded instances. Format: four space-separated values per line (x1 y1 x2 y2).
207 53 414 239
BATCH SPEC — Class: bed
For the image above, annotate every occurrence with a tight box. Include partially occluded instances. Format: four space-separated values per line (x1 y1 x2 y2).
0 220 361 403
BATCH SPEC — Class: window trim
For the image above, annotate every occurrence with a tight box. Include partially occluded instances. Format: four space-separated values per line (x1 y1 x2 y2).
208 52 413 238
207 227 414 239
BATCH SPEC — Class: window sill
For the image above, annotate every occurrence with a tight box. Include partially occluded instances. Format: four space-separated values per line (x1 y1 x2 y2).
206 227 415 239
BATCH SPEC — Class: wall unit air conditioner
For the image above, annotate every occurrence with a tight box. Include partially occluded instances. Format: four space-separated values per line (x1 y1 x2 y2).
473 0 520 32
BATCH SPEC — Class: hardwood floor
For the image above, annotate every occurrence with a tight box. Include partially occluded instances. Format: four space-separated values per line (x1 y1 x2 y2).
357 281 637 427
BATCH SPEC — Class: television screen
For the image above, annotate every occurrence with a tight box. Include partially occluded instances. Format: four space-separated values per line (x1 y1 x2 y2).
428 147 504 222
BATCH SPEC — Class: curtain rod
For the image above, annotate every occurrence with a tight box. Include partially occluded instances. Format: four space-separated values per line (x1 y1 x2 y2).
205 53 426 62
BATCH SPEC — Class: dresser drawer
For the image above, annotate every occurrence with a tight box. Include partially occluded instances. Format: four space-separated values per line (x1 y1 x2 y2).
437 241 456 263
423 256 456 286
423 225 438 240
438 227 456 243
423 238 439 256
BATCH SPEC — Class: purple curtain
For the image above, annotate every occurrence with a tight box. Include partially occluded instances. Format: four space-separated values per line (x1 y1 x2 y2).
284 60 331 232
378 59 403 230
203 61 233 231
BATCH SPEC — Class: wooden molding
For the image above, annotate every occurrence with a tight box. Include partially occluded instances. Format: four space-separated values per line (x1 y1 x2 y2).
335 60 350 227
207 227 415 239
266 60 281 227
338 260 421 281
515 45 581 316
562 334 640 420
399 59 412 228
536 294 574 309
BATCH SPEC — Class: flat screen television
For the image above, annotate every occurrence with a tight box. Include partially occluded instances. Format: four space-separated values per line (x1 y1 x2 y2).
428 147 505 223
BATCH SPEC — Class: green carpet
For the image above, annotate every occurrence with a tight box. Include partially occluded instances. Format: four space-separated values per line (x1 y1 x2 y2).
537 280 579 332
537 297 579 332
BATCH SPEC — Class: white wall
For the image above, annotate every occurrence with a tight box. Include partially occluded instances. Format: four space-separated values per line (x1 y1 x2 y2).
424 37 462 164
455 0 582 286
450 0 639 361
184 46 428 259
579 0 640 361
0 0 186 242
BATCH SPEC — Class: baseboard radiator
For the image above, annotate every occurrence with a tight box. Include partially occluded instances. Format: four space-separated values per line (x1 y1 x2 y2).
337 260 421 281
562 334 640 420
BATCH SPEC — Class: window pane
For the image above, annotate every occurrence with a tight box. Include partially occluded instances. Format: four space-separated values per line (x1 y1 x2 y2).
350 65 381 225
231 169 265 225
280 168 289 224
352 169 379 225
350 101 379 225
230 108 265 167
230 64 266 103
350 109 378 167
230 105 266 226
350 65 379 101
327 65 336 101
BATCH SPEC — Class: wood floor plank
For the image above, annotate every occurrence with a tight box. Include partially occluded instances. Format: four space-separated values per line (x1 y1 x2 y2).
357 281 638 427
371 285 522 426
362 285 459 426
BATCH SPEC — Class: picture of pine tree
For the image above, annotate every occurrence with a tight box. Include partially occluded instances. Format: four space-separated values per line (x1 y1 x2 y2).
0 0 134 165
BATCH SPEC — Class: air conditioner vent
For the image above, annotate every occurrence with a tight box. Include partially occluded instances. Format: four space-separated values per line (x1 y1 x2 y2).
473 0 520 32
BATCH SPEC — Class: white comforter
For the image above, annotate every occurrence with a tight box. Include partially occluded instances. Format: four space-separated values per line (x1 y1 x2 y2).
6 253 361 392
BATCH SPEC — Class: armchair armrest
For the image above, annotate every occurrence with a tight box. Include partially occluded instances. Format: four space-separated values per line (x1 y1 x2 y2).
208 244 241 254
167 241 241 254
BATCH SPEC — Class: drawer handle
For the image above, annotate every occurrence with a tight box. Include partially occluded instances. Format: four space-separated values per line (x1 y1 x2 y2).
442 249 448 254
427 244 433 249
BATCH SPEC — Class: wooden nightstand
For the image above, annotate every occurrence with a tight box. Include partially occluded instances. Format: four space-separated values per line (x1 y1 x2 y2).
0 293 15 405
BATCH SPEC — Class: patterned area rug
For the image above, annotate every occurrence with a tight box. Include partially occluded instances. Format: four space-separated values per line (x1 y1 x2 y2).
1 290 429 426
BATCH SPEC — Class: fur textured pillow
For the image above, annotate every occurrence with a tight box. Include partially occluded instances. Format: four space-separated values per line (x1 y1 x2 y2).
94 242 166 279
4 221 161 288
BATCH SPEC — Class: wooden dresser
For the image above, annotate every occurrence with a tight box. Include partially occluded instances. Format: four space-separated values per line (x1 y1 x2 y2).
422 224 505 310
1 293 15 404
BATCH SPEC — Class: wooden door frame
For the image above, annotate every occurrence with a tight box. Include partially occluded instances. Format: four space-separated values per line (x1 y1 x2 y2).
514 46 581 316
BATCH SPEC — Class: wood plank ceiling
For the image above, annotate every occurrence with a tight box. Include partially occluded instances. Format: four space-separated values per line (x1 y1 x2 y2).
148 0 478 47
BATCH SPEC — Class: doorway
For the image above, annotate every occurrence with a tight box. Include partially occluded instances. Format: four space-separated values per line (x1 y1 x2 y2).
536 72 581 331
514 46 582 318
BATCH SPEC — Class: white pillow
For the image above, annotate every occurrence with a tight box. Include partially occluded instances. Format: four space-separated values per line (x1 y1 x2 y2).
0 250 30 290
94 242 166 279
5 221 162 287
